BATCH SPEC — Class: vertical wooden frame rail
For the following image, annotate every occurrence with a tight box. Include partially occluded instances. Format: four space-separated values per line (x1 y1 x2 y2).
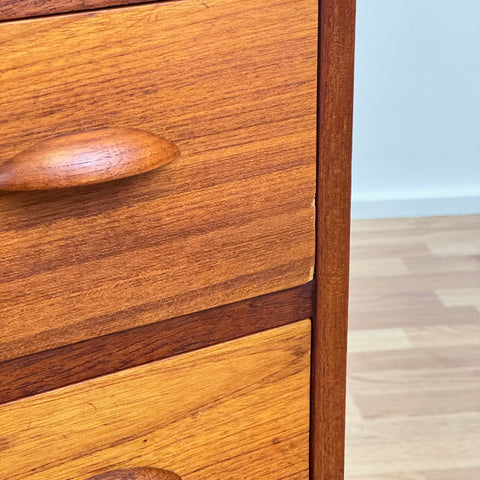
312 1 356 480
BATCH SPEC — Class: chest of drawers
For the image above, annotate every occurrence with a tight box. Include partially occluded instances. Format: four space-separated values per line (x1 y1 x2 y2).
0 1 355 479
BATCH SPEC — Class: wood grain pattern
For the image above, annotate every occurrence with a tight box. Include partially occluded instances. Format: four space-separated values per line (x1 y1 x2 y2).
0 128 180 191
312 0 355 479
0 282 313 405
0 0 317 362
0 0 150 21
349 215 480 331
87 468 181 480
0 320 311 480
346 215 480 480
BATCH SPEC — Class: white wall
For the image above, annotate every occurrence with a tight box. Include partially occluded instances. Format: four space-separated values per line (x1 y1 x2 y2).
352 0 480 219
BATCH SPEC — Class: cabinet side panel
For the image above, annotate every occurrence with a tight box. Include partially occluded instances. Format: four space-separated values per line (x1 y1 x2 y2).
312 0 356 479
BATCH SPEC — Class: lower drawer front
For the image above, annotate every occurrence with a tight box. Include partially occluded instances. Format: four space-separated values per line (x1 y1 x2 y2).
0 320 311 480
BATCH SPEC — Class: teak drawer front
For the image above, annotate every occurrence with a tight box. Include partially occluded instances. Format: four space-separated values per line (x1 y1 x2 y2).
0 320 311 480
0 0 317 361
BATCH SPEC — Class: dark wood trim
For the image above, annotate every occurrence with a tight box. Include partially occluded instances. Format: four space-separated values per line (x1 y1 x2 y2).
0 282 313 405
311 1 355 480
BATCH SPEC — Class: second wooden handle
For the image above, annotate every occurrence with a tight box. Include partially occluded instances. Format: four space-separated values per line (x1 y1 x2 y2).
0 127 180 191
86 467 182 480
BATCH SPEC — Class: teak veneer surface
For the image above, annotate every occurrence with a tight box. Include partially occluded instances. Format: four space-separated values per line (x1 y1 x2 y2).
0 0 317 362
0 0 150 21
0 320 311 480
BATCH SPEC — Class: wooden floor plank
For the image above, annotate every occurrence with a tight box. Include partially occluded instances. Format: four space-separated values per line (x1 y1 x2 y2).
347 412 480 446
346 438 480 477
348 344 480 373
350 271 480 292
435 287 480 309
403 255 480 273
347 474 426 480
347 215 480 480
348 366 480 397
353 388 480 419
405 324 480 348
423 467 480 480
348 328 412 353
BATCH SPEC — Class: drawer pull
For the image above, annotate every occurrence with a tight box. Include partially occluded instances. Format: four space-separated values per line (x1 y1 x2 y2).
86 467 182 480
0 128 180 191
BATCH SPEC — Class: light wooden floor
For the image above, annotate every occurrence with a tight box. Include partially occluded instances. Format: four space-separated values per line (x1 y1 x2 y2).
346 215 480 480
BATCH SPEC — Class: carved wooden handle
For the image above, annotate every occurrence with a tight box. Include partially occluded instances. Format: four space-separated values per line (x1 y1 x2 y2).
0 127 180 191
85 467 182 480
